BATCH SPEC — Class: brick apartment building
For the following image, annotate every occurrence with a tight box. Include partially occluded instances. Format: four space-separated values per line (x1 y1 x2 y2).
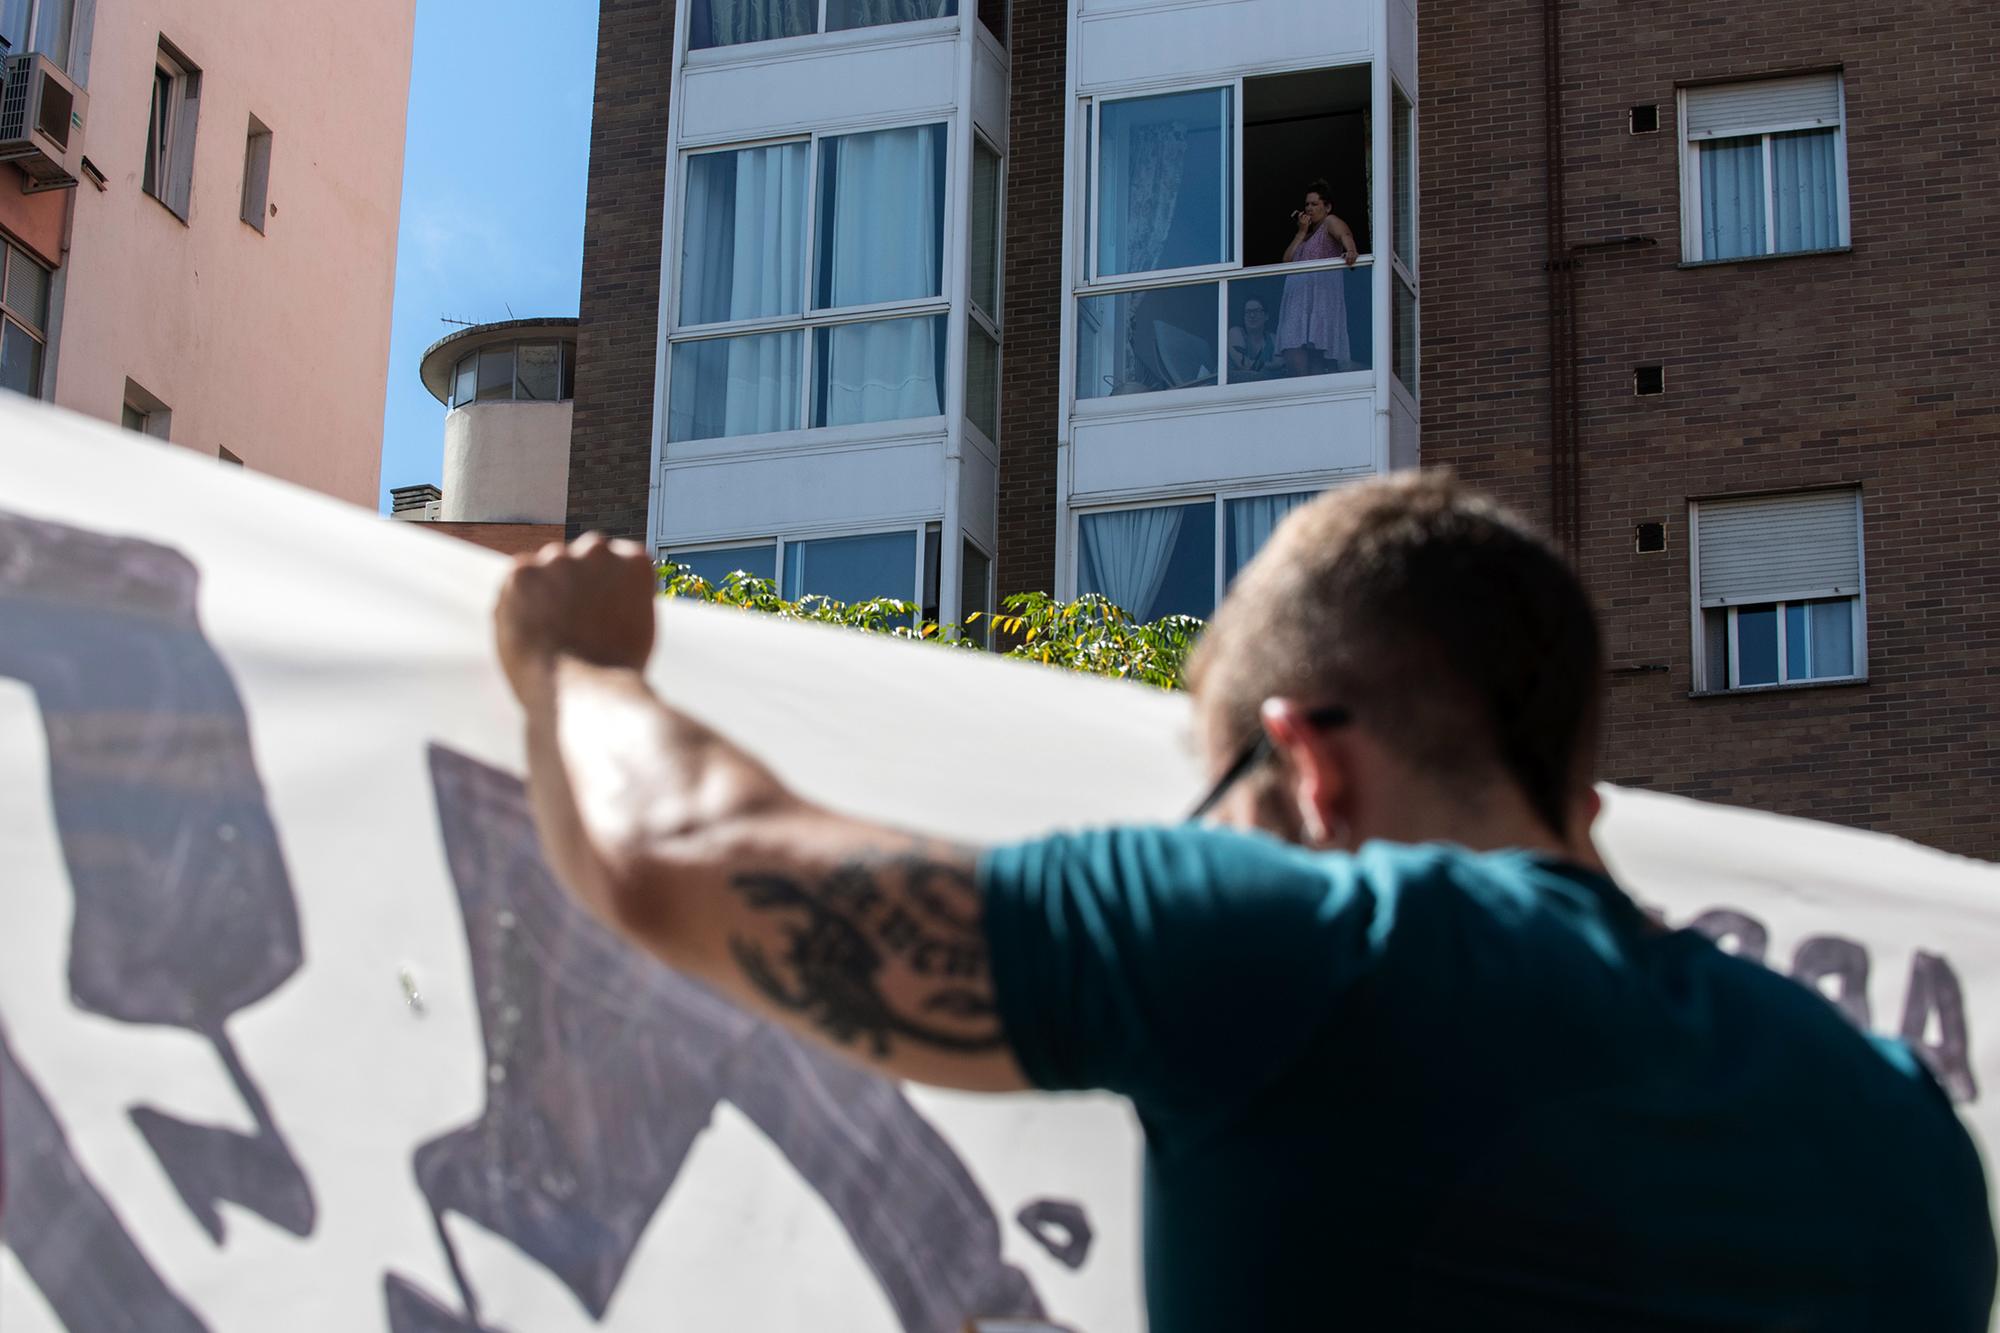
1421 1 1998 856
567 0 1995 856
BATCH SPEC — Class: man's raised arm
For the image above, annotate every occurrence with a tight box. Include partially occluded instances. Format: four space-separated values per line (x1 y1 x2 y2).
493 535 1030 1093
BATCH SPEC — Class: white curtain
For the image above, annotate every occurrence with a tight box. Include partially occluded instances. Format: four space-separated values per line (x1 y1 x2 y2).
1700 136 1766 260
1079 507 1185 621
1225 491 1315 586
681 143 806 325
693 0 813 48
827 0 952 31
673 144 809 442
1772 129 1839 253
818 126 943 426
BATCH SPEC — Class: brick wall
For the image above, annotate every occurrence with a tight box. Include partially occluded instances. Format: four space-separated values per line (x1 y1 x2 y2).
1421 0 2000 855
567 0 677 543
993 2 1069 601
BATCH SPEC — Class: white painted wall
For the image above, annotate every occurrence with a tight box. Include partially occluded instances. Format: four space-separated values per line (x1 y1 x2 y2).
50 0 414 507
441 402 573 524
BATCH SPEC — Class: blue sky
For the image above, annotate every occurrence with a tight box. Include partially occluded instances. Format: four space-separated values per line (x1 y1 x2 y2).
376 0 600 512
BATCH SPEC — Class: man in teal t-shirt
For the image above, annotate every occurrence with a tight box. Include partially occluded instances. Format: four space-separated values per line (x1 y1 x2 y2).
495 471 1995 1329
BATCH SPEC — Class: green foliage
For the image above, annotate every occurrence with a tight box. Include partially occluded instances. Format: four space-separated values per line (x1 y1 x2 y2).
658 563 1201 690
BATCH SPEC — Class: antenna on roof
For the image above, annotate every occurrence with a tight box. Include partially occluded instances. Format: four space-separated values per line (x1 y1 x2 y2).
505 303 516 319
439 315 476 328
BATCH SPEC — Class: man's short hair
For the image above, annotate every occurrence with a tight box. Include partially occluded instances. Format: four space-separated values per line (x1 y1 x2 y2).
1187 472 1604 836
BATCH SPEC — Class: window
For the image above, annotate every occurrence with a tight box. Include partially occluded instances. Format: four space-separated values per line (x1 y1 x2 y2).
144 40 203 220
241 114 274 233
966 137 1002 442
668 123 949 443
447 342 577 407
1077 67 1375 400
0 240 51 400
1 0 76 70
665 525 942 615
1679 73 1847 263
1692 489 1864 691
121 379 172 440
960 540 992 645
1075 489 1317 623
1390 85 1417 396
690 0 954 51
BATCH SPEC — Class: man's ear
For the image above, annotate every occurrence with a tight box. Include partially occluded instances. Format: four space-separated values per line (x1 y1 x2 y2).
1260 699 1346 848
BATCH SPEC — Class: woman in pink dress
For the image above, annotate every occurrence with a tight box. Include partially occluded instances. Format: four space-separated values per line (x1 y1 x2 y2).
1275 177 1361 377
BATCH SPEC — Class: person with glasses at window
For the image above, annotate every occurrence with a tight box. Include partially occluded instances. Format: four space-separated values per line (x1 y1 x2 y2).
1276 176 1360 377
493 473 1993 1333
1226 295 1280 382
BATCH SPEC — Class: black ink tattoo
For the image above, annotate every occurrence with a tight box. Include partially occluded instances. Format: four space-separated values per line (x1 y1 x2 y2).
728 853 1005 1058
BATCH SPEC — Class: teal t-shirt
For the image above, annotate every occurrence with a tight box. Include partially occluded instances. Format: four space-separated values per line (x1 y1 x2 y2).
979 827 1995 1332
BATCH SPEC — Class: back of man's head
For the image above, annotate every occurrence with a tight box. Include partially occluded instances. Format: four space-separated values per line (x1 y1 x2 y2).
1188 471 1603 838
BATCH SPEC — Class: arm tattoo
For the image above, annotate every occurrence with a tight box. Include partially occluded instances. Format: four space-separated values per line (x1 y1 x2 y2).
727 852 1004 1058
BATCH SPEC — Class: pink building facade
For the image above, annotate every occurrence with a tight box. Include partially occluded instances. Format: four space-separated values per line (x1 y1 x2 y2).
0 0 414 507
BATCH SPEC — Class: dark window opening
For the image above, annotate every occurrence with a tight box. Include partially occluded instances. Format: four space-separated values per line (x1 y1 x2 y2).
1629 104 1659 135
1634 521 1666 553
1243 66 1373 266
978 0 1005 45
1635 365 1665 395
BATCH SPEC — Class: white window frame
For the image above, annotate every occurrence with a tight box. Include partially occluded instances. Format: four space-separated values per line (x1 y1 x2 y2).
1389 79 1418 399
144 39 202 221
1069 482 1325 616
957 532 995 645
1074 66 1378 409
1687 491 1868 694
1676 74 1850 263
664 120 955 443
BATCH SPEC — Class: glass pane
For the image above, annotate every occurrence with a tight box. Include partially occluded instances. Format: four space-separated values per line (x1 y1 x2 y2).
476 346 514 401
815 124 947 309
1076 282 1218 399
782 530 917 605
0 0 28 56
667 543 777 588
560 341 575 400
1735 604 1779 687
680 142 809 325
145 67 173 199
1393 90 1414 270
453 355 477 408
1809 598 1855 678
1226 272 1370 382
1077 501 1216 623
689 0 813 50
1393 273 1417 393
4 245 50 329
961 541 991 645
921 524 941 623
966 323 999 441
970 141 1001 320
1699 136 1767 261
32 0 73 67
668 331 804 442
827 0 954 33
1702 607 1730 691
515 343 561 401
813 315 945 428
0 320 44 399
1772 128 1839 254
1785 603 1808 682
1224 491 1316 586
1096 87 1233 277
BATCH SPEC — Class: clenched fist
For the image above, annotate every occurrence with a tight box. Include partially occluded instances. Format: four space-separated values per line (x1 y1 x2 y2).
495 533 658 706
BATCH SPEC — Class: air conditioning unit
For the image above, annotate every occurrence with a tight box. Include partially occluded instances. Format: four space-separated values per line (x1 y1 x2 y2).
0 53 88 193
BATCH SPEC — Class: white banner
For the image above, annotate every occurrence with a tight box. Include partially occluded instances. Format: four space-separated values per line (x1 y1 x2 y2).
0 396 1991 1332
